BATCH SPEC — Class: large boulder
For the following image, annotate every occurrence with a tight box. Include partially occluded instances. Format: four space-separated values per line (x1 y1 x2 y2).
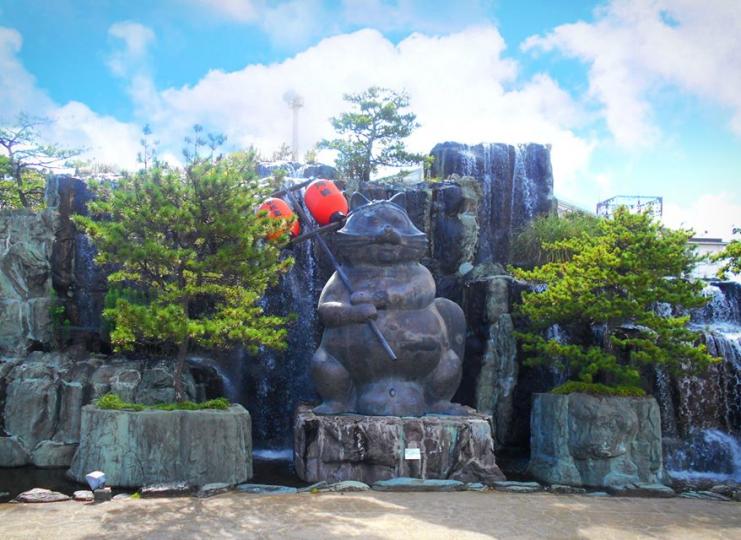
294 405 505 484
430 142 555 264
0 209 60 353
528 393 664 488
68 404 253 487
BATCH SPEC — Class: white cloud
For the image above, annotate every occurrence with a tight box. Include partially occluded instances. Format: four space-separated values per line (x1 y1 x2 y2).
523 0 741 147
187 0 259 22
134 27 592 186
0 27 54 119
107 21 155 78
663 193 741 241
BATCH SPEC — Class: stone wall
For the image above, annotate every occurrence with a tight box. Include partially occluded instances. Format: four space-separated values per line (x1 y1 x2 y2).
0 352 214 468
0 209 60 353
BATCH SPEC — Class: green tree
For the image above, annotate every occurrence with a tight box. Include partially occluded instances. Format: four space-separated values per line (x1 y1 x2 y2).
74 146 294 400
319 87 423 184
511 207 716 392
0 114 81 210
511 211 601 267
711 239 741 279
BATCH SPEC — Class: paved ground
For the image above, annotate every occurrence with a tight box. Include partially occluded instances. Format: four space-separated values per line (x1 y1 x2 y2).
1 491 739 540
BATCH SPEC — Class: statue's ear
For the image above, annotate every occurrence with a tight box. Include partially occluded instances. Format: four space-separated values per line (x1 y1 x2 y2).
350 192 370 210
389 192 406 208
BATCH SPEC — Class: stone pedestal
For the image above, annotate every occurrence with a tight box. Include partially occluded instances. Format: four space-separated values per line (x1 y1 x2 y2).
68 405 252 487
528 393 664 488
293 406 505 484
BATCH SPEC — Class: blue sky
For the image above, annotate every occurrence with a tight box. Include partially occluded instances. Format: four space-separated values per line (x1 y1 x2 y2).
1 0 740 238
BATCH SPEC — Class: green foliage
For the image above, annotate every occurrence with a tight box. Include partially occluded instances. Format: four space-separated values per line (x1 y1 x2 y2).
711 240 741 279
551 381 646 397
0 113 81 210
303 147 318 164
49 289 71 349
272 143 292 161
318 87 424 183
512 207 716 389
96 393 230 411
74 141 294 400
511 211 601 267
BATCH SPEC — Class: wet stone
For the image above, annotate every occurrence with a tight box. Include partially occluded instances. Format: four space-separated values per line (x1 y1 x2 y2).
318 481 370 493
584 491 610 497
607 483 675 498
237 484 298 495
680 491 731 502
549 485 586 495
493 481 543 493
140 482 192 498
298 481 329 493
73 490 94 502
16 488 70 503
112 494 131 501
196 483 232 498
709 484 737 497
465 483 489 492
93 487 112 503
372 478 465 492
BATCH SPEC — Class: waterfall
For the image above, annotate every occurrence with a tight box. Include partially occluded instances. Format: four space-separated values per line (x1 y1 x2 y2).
661 281 741 484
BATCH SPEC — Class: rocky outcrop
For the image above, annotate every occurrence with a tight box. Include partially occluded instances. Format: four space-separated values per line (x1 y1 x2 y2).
0 352 214 468
68 405 252 487
430 142 555 264
0 209 60 353
529 393 664 488
294 405 505 484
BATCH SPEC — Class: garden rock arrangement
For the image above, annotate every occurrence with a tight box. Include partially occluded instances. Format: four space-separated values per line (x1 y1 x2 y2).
528 393 664 488
0 352 212 468
294 405 505 485
69 404 252 487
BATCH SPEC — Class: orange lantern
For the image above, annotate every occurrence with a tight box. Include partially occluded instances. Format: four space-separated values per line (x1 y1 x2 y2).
258 197 301 240
303 179 348 226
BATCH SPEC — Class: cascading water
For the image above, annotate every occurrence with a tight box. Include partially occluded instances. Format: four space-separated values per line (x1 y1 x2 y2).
660 281 741 483
244 229 320 451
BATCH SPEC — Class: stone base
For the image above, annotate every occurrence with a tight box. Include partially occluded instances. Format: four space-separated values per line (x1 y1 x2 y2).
68 405 252 487
293 405 505 484
528 393 664 488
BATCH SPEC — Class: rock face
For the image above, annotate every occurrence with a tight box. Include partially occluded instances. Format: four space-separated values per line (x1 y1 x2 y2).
0 208 60 353
294 405 505 484
529 393 664 488
430 142 555 264
69 405 252 487
0 352 212 468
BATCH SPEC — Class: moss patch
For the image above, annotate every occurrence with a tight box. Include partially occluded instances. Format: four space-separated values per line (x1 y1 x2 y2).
96 393 230 411
551 381 646 397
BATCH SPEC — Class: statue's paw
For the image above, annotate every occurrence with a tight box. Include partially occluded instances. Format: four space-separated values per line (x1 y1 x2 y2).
427 401 474 416
313 401 352 415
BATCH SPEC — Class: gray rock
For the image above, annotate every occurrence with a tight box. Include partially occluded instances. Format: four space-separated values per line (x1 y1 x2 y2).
294 406 504 485
372 478 465 492
30 440 78 468
0 435 30 466
464 482 489 492
196 483 232 498
607 483 675 498
4 360 60 449
112 494 131 501
93 487 112 503
680 491 731 502
320 481 370 492
15 488 70 503
549 484 586 495
141 482 192 498
73 490 93 502
709 484 737 497
0 208 60 353
584 491 610 497
298 481 329 493
493 481 543 493
529 393 664 488
237 484 298 495
69 405 252 487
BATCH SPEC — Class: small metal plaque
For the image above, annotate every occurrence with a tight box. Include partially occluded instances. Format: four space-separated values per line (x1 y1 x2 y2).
404 448 421 460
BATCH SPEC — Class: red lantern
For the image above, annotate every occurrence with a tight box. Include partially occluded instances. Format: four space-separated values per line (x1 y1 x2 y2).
303 179 348 226
258 197 300 240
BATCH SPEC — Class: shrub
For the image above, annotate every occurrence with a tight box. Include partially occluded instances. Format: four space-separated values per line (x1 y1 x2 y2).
95 393 230 411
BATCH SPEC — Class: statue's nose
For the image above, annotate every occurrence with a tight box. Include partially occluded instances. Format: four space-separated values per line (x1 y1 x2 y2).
380 225 402 244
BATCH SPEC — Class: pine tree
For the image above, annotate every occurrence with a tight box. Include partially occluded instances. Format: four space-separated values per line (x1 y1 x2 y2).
711 239 741 279
511 207 716 391
74 149 294 400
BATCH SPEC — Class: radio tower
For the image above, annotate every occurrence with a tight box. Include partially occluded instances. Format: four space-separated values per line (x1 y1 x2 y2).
284 91 304 162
